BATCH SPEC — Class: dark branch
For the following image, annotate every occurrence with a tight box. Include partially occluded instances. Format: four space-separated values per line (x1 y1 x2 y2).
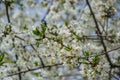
87 46 120 59
14 35 25 41
30 44 45 67
7 63 63 77
106 70 120 80
15 54 22 80
5 0 10 23
17 67 22 80
41 0 53 21
86 0 112 66
109 68 112 80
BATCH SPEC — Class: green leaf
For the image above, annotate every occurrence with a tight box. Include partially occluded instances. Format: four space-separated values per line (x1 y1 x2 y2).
6 0 14 6
34 61 39 66
32 28 40 36
83 51 89 57
22 56 27 61
11 61 17 64
76 36 82 41
0 54 5 66
35 38 42 41
41 21 47 34
92 56 99 63
33 72 39 77
0 54 5 62
61 0 65 4
64 20 68 26
64 46 71 51
35 41 40 47
82 61 88 64
70 30 82 41
42 1 48 7
0 62 4 66
23 24 28 30
109 29 114 34
41 25 46 34
70 30 76 35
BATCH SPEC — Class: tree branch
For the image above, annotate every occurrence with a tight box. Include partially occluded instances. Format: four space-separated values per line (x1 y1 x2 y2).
15 54 22 80
86 0 112 66
7 63 63 77
5 0 10 23
41 0 53 21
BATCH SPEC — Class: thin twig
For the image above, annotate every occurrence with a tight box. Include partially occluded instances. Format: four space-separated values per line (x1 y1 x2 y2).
7 63 63 77
14 35 25 41
100 46 120 56
87 46 120 59
17 67 22 80
15 54 22 80
30 44 45 67
41 0 53 21
12 38 22 80
109 68 112 80
5 0 10 23
106 70 120 80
